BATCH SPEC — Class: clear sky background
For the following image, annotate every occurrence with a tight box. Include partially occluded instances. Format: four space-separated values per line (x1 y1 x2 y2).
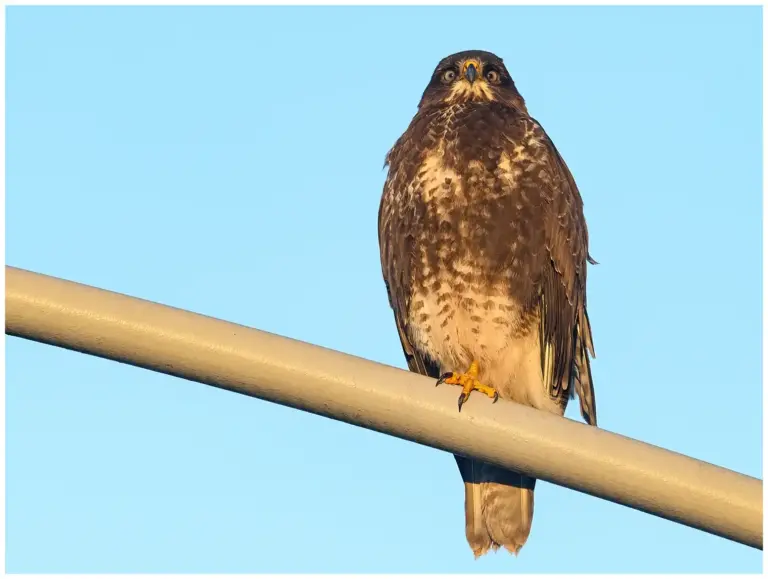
6 5 762 574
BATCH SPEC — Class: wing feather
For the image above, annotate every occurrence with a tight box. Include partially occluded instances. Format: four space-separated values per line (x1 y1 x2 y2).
529 120 598 427
378 172 441 380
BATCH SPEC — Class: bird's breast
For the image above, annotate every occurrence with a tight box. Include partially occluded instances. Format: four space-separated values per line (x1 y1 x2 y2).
403 142 545 290
397 127 547 371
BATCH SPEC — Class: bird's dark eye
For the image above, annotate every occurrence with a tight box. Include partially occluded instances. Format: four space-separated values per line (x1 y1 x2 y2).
441 69 457 84
486 69 501 84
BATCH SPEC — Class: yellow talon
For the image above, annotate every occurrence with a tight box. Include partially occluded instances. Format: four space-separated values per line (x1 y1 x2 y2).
436 360 499 411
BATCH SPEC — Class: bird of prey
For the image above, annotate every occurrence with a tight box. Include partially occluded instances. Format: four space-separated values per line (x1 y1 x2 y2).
378 50 597 557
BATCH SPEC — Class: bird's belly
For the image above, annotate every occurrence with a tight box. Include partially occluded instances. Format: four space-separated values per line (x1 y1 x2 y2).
406 273 547 406
408 282 512 366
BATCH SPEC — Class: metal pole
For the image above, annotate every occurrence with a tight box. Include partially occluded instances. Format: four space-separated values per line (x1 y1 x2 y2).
5 265 762 550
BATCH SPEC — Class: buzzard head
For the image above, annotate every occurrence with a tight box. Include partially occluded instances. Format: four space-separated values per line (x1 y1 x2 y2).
418 50 527 112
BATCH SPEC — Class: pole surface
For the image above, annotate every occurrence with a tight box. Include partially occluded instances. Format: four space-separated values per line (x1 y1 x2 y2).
5 265 763 549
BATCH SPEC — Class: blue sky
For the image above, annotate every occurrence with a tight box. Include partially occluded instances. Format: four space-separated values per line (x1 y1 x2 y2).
6 5 762 573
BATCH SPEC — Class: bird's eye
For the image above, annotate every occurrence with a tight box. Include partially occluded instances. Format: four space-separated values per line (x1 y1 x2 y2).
441 69 457 84
486 70 501 84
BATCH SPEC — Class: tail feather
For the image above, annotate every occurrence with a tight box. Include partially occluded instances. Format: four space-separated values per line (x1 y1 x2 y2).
455 456 536 557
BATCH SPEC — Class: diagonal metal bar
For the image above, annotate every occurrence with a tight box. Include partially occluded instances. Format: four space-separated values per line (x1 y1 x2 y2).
4 265 762 550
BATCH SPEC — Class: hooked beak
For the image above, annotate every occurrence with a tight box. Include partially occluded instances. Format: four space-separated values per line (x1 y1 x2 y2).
465 62 477 84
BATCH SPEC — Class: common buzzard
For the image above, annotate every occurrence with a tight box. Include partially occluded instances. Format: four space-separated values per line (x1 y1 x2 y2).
378 50 598 557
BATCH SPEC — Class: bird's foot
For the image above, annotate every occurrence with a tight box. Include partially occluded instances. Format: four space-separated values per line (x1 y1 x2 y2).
436 360 499 412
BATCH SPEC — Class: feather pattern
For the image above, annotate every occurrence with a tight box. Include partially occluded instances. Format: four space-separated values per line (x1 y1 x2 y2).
378 50 597 555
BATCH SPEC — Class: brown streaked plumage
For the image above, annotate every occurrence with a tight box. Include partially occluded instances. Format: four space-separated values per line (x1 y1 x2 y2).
378 50 598 557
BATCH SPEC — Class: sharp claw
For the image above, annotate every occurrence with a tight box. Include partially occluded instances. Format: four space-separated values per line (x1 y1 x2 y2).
457 393 467 412
493 391 499 403
436 372 453 386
